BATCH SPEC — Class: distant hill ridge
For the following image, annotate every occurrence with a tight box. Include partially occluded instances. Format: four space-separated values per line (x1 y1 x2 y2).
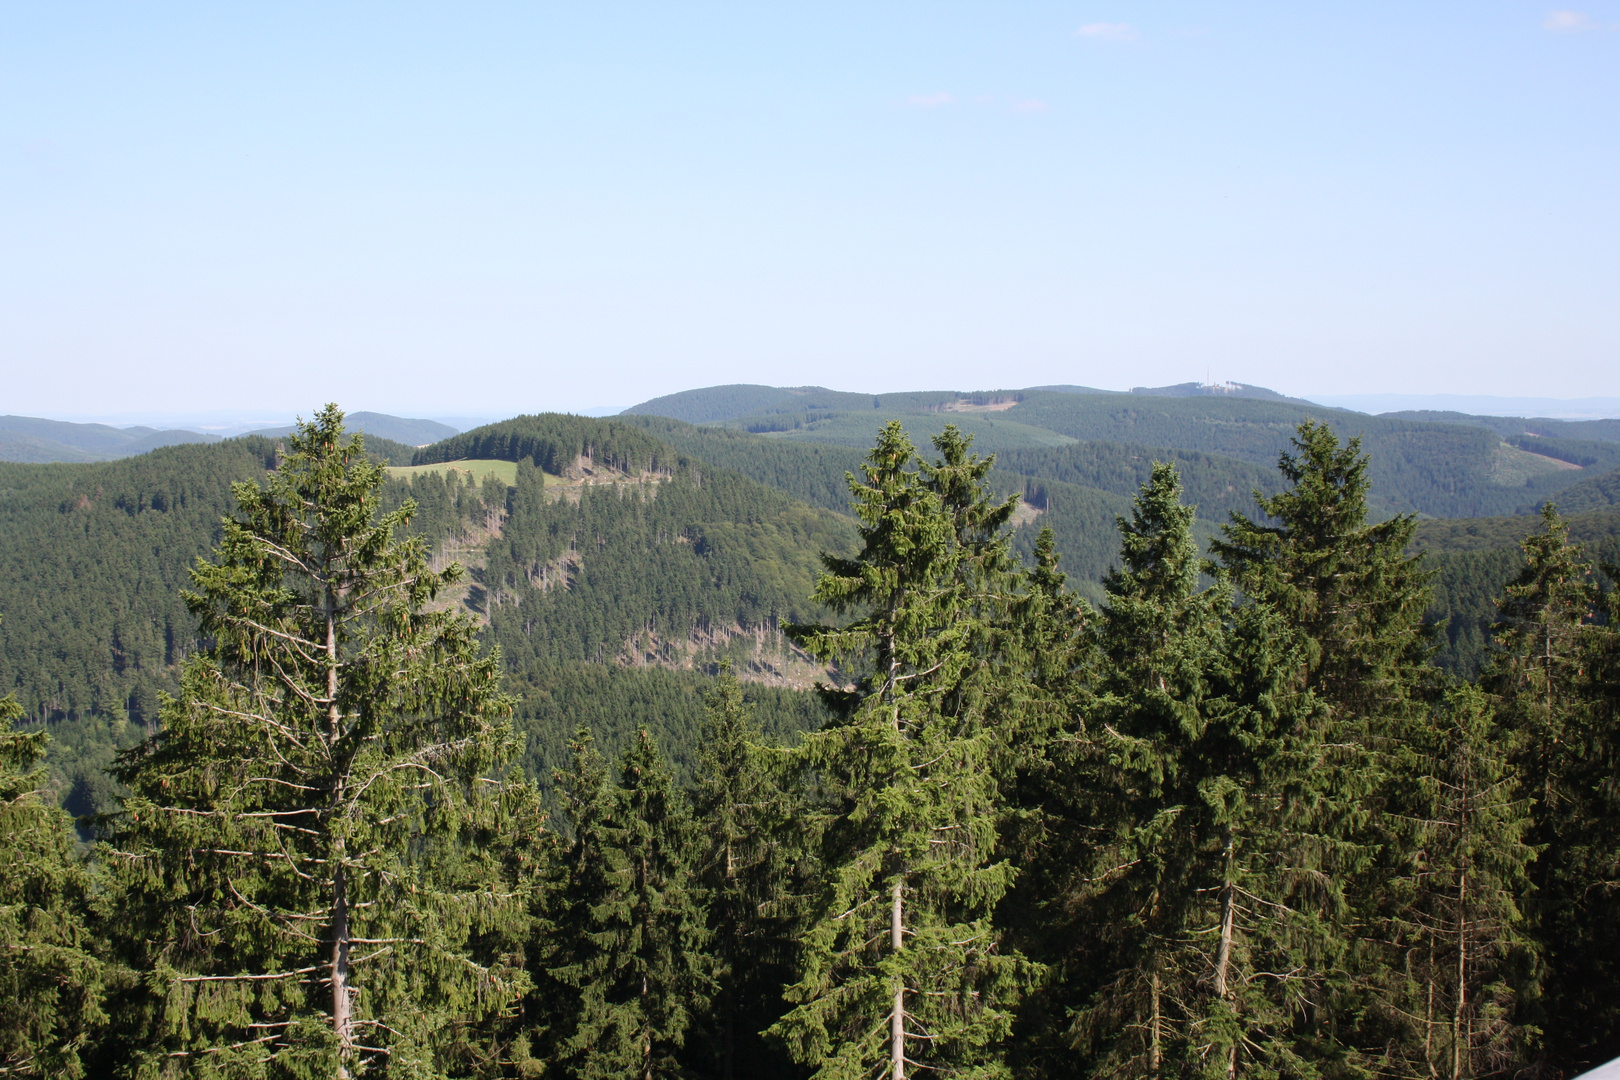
1127 381 1317 405
619 383 1620 520
0 411 461 464
0 415 219 464
247 411 459 446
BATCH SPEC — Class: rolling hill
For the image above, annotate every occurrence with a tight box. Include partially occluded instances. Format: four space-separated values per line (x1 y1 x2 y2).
7 390 1620 814
0 415 221 464
0 411 459 464
0 415 856 812
624 383 1620 520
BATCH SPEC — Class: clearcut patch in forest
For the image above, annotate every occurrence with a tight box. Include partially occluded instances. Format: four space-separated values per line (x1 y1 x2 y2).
384 458 531 486
1487 442 1584 487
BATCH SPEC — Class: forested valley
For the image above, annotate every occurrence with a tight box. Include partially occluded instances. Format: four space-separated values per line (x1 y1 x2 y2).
2 389 1619 1078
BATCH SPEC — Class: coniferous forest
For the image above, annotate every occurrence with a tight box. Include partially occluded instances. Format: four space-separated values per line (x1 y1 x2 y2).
2 397 1618 1079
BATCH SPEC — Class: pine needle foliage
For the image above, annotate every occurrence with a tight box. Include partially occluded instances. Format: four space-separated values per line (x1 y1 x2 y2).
1210 419 1435 718
774 422 1039 1080
1485 506 1620 1070
1376 686 1540 1080
102 405 529 1078
0 683 107 1078
692 663 803 1080
1212 421 1437 1072
542 728 711 1080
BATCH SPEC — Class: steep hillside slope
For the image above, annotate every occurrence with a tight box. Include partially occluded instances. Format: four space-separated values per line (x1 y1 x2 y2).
1546 466 1620 514
0 415 861 813
0 439 282 813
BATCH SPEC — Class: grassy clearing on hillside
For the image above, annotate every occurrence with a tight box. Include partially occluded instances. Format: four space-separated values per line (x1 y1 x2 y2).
1488 442 1583 487
384 459 540 486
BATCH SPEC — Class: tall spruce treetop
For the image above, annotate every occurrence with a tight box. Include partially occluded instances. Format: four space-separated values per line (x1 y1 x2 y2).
1211 419 1434 714
777 422 1036 1080
1051 462 1232 1078
105 405 527 1078
1486 503 1600 805
1485 505 1620 1070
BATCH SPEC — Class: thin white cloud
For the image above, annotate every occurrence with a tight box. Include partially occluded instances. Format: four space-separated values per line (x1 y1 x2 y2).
905 92 955 108
1012 99 1049 114
1543 9 1597 30
1075 22 1139 41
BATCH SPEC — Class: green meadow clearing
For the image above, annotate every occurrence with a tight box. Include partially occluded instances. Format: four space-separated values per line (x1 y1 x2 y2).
383 458 524 486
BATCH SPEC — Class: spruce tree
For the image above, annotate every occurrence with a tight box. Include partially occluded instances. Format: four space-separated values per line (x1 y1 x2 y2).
773 422 1037 1080
692 663 800 1080
1058 462 1230 1079
531 728 616 1070
1209 419 1434 719
1377 686 1540 1079
545 729 710 1080
1043 463 1335 1079
1211 420 1433 1070
1487 504 1600 816
1485 506 1618 1071
102 405 529 1078
0 684 106 1078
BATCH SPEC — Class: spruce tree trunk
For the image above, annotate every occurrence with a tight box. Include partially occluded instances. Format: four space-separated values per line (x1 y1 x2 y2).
1214 826 1237 1080
325 589 355 1075
1427 934 1438 1077
642 851 654 1080
1150 969 1163 1080
1454 867 1468 1080
892 878 905 1080
723 836 736 1080
332 861 352 1076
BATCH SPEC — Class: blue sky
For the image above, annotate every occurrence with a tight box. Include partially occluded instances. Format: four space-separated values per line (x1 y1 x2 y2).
3 2 1617 417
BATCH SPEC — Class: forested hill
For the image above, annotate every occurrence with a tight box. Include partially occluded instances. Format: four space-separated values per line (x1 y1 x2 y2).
625 383 1620 519
0 411 461 465
1552 464 1620 514
0 439 281 814
1378 409 1620 443
0 415 220 464
8 398 1620 817
0 418 859 813
414 413 677 476
7 406 1619 1079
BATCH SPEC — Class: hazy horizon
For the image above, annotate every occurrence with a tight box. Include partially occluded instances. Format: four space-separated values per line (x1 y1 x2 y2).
24 386 1620 433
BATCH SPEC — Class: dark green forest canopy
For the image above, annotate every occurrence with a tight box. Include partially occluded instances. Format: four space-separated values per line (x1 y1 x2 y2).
475 458 859 676
1379 409 1620 443
1413 505 1620 553
414 413 676 476
0 438 279 726
1550 465 1620 514
0 423 859 816
5 404 1620 1078
617 415 870 513
5 402 1620 813
626 384 1616 520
